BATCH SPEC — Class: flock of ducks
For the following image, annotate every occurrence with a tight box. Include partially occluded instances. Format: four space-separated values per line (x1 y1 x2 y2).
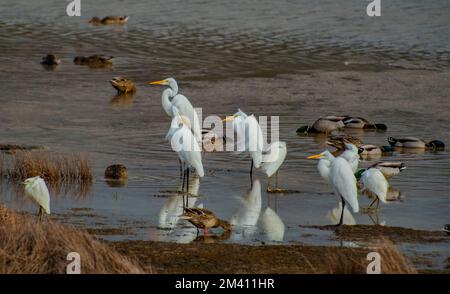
22 15 448 238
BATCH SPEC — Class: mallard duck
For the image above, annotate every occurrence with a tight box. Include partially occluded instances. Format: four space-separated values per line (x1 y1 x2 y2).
342 117 387 130
41 54 61 66
89 16 129 25
296 115 348 134
358 144 394 156
73 55 113 67
326 135 363 150
110 77 136 94
181 207 232 235
388 137 445 150
370 162 406 178
444 224 450 235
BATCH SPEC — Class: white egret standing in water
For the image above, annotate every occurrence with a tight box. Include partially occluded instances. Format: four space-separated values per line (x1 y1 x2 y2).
360 168 388 210
261 141 288 193
224 109 263 179
167 113 204 208
149 78 202 177
23 176 51 220
307 151 359 225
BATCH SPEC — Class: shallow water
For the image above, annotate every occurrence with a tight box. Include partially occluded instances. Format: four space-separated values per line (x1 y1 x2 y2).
0 1 449 263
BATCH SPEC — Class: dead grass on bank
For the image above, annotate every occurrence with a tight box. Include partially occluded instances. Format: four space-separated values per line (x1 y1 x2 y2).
0 206 147 274
320 238 417 274
0 151 93 198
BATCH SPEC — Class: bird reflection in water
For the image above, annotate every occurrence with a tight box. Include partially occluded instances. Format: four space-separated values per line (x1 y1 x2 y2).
230 179 262 240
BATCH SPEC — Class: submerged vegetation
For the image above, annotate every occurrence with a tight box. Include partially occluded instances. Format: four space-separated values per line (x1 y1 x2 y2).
0 206 146 274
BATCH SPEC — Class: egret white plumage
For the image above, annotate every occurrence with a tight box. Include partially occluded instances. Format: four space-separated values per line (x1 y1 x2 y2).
23 176 50 220
339 143 360 173
261 141 287 193
149 77 202 143
260 207 285 242
167 113 204 208
307 152 359 225
224 109 263 179
360 168 388 210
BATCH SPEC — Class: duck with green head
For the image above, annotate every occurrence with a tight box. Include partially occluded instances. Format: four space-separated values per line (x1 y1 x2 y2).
388 137 445 150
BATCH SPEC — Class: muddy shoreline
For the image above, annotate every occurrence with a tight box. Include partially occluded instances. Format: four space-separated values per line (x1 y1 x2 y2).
105 225 449 274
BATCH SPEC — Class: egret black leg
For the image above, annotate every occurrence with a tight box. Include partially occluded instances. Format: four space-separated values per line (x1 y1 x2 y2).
250 159 253 182
186 168 190 208
367 197 378 210
181 168 187 210
179 159 183 179
338 196 345 226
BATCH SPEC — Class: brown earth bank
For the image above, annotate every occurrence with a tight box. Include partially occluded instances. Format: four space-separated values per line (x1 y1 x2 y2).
110 238 419 274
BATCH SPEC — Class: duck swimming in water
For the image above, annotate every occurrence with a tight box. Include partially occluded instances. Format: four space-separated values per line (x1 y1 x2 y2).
89 16 129 25
388 137 445 150
180 207 232 236
41 54 61 66
342 117 387 130
110 77 136 94
358 144 395 156
74 55 113 68
296 115 348 134
326 134 363 150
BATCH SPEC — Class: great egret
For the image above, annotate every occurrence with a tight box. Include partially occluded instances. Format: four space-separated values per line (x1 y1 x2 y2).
339 143 360 173
307 152 359 225
23 176 50 220
388 137 445 150
261 141 287 193
167 113 204 208
359 168 388 210
342 117 387 130
149 78 202 143
224 109 263 179
296 115 347 134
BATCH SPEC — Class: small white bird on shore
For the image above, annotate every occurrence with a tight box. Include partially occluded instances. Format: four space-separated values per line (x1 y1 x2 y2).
23 176 50 219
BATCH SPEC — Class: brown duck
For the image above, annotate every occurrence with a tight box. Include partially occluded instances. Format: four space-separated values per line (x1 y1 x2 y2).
89 16 129 25
73 55 113 67
110 77 136 94
181 207 232 235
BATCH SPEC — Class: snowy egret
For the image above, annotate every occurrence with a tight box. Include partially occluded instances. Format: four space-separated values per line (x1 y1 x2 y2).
261 141 287 193
23 176 50 220
307 152 359 225
149 78 202 142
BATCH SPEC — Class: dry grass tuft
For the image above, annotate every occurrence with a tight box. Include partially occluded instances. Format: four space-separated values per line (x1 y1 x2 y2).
321 238 417 274
0 206 147 274
0 151 93 198
5 151 93 184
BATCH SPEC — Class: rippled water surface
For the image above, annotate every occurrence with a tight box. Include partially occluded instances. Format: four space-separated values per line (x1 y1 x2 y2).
0 1 449 252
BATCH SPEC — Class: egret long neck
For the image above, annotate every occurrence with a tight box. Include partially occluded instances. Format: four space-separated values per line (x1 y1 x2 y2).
162 88 174 117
